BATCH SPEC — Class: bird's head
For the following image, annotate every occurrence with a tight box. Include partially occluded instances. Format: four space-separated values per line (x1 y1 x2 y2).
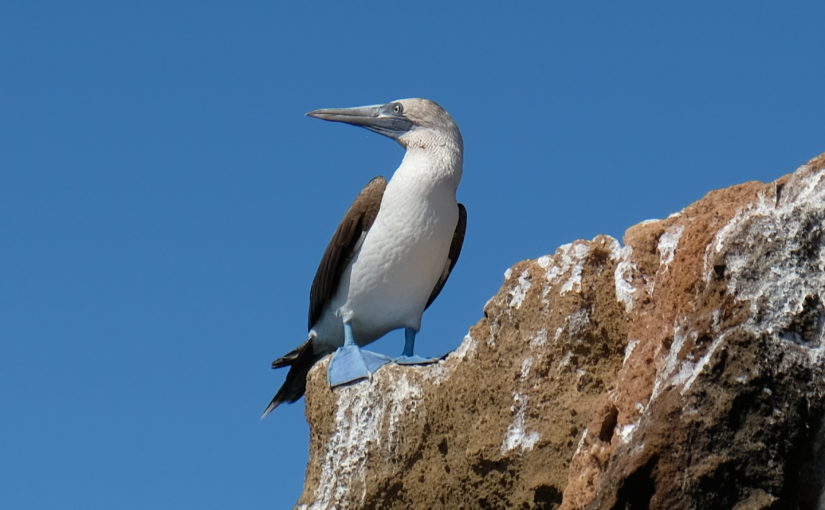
307 98 462 150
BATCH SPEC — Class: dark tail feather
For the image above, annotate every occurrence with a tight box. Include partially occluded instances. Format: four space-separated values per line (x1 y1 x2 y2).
261 340 319 419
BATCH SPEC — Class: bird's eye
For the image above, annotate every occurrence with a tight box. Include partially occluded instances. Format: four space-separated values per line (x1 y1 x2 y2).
392 103 403 114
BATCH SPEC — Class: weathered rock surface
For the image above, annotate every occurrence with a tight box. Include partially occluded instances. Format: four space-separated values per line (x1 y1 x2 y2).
296 154 825 510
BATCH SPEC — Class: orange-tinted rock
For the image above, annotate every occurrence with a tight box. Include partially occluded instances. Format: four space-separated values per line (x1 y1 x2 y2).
296 153 825 510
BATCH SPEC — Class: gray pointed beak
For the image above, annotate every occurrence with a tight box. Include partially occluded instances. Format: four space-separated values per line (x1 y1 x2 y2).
307 103 413 139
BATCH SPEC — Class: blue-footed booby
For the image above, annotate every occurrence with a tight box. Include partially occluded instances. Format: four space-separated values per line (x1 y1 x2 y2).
262 98 466 418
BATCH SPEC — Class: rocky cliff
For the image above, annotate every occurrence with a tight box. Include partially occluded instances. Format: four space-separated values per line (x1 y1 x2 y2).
295 154 825 510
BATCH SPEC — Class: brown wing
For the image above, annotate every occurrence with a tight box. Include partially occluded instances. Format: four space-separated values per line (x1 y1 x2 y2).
425 203 467 309
307 176 386 329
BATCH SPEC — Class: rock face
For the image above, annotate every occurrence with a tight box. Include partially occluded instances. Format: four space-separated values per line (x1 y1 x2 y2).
295 154 825 510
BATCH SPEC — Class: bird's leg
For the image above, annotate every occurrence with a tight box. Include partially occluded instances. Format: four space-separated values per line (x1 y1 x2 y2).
327 322 392 387
343 321 356 347
402 327 415 357
394 327 438 365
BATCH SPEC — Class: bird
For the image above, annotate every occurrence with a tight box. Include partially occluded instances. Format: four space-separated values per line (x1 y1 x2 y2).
262 98 466 418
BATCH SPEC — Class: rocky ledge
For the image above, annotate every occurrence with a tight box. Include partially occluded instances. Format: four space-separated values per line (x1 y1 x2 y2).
295 153 825 510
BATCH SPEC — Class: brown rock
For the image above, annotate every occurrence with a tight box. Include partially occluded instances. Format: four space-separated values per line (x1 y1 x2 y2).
296 153 825 510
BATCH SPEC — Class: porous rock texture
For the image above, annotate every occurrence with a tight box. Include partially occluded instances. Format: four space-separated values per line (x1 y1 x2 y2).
295 154 825 510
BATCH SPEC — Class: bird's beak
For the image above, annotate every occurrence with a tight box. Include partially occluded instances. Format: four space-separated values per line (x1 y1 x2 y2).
307 103 413 139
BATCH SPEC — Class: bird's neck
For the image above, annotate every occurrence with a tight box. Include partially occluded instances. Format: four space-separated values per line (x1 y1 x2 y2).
395 132 463 193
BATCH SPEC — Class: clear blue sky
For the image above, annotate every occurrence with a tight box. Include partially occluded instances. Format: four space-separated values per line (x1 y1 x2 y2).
2 1 823 508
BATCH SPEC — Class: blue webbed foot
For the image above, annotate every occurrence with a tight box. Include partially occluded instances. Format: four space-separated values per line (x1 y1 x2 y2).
327 321 391 387
327 345 392 386
394 354 438 365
